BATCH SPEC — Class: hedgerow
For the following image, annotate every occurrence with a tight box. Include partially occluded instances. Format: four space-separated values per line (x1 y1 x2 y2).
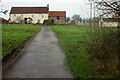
87 28 120 78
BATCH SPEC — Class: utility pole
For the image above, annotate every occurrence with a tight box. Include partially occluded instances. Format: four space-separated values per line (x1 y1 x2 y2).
93 1 96 27
88 0 98 27
90 2 92 27
88 0 93 27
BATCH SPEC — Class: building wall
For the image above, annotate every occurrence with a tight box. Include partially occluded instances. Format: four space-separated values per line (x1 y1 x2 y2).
103 22 118 27
99 21 118 27
48 16 66 24
10 14 48 24
99 19 119 27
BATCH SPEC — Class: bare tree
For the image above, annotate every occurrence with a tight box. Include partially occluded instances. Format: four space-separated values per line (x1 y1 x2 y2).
93 0 120 27
95 0 120 18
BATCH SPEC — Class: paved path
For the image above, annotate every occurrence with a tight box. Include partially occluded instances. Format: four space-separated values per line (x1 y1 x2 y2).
3 27 73 78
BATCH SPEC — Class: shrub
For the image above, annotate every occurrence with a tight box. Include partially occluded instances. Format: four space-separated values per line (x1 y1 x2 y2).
87 28 120 78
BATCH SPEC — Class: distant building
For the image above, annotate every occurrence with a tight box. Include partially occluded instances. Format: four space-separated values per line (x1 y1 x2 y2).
9 5 67 24
48 11 66 25
9 5 49 24
99 18 120 27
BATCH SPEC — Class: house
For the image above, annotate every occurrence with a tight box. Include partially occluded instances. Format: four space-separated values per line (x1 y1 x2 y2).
9 5 49 24
48 11 66 25
99 18 120 27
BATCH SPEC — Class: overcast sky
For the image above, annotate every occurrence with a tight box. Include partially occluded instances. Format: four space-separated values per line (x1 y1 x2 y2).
0 0 90 20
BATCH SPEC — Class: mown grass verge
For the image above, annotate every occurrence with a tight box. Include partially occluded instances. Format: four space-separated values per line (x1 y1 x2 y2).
52 25 97 78
2 24 40 59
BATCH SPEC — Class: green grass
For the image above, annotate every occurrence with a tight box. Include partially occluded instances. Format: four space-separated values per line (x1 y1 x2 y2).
52 25 119 78
2 24 40 58
52 25 96 78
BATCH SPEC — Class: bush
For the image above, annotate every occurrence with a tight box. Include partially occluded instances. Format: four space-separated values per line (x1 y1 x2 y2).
87 28 120 78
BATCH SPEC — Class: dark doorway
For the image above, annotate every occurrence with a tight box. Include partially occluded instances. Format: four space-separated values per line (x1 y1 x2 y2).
57 16 60 20
51 20 54 25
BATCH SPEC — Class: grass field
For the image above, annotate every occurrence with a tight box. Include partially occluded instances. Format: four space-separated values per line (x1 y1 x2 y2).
2 24 40 59
52 25 96 78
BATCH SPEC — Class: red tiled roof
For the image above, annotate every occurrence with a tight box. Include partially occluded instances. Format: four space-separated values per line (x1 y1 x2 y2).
10 7 49 14
49 11 66 17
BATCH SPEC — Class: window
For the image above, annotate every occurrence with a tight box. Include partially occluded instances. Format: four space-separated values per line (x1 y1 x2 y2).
32 15 34 18
57 16 60 20
13 14 16 17
41 15 44 18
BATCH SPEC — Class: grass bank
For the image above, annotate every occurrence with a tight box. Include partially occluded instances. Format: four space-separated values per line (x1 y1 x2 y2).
2 24 40 59
87 27 120 78
52 25 96 78
52 25 119 78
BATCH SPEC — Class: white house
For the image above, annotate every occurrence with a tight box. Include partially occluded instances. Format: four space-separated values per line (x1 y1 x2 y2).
99 18 120 27
9 5 49 24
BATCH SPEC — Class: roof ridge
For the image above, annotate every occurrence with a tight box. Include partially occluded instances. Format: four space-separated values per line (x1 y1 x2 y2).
10 7 48 14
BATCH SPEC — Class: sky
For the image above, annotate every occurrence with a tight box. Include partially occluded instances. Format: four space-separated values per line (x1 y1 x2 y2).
0 0 90 20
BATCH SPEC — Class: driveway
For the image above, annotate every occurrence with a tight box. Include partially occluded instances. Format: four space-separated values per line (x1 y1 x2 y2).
3 27 73 78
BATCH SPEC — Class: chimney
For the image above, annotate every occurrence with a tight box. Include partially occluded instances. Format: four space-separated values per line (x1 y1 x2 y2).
47 4 49 10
